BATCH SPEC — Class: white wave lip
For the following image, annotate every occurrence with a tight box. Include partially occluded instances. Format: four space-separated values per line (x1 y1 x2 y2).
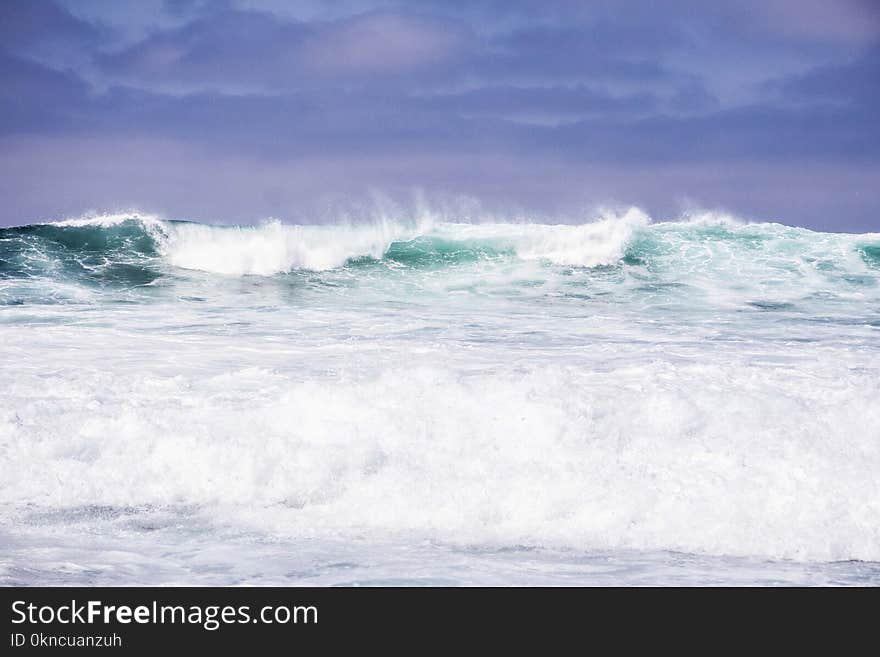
53 210 166 231
437 207 650 267
161 219 425 275
159 211 649 274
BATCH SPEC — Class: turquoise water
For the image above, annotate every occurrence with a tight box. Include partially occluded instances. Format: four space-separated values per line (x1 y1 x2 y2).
1 210 879 585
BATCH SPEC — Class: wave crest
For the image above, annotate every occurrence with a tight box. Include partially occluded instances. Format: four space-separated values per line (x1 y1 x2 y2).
160 219 423 275
4 207 878 282
159 207 647 274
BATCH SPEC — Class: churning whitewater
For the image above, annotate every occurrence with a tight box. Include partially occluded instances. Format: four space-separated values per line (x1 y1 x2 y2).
1 208 879 585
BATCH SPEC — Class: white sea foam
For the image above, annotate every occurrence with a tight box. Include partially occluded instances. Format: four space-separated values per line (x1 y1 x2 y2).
1 329 878 563
3 207 879 584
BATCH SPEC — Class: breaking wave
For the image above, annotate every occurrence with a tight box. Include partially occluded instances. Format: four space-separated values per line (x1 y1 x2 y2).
1 207 878 282
2 207 880 570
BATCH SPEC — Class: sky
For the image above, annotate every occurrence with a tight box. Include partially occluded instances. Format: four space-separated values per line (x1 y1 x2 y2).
0 0 878 231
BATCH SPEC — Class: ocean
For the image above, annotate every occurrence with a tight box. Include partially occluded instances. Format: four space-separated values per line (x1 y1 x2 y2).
1 208 879 585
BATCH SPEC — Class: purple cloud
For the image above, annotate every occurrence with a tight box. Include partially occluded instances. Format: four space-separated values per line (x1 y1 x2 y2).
0 0 878 231
97 8 472 92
